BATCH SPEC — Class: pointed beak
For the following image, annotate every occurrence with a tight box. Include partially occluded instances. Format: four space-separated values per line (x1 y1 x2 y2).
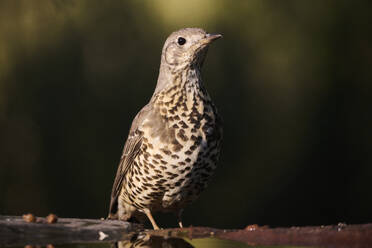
206 33 223 42
200 33 223 46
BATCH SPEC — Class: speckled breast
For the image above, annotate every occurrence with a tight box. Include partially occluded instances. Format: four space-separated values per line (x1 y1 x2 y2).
122 85 222 212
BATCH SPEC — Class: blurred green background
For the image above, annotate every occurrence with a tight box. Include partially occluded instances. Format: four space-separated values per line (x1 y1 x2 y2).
1 0 372 229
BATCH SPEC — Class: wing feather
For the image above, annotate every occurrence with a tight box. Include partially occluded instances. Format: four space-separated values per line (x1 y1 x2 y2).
107 103 153 218
108 132 142 218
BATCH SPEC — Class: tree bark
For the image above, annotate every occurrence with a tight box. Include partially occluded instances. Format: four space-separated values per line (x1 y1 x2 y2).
0 215 141 246
149 223 372 248
1 215 372 248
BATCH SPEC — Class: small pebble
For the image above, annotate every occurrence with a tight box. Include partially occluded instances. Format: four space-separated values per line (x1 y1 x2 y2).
245 224 259 231
22 214 36 223
46 214 58 223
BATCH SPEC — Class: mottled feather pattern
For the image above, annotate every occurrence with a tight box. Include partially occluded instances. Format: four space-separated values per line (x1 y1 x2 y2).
108 28 222 229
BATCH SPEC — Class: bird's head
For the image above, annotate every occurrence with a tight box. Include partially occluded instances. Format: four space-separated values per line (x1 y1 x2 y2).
160 28 222 71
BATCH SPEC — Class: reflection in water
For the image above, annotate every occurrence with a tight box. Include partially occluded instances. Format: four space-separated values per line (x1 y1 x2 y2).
116 234 194 248
7 236 257 248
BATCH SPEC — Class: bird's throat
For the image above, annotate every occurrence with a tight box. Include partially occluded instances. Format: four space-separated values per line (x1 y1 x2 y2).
154 67 209 113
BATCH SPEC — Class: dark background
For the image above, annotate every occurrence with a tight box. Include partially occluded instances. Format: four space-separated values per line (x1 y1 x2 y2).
1 0 371 229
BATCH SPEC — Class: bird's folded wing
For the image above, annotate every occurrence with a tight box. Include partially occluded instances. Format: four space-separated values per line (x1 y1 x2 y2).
108 131 143 217
108 104 153 218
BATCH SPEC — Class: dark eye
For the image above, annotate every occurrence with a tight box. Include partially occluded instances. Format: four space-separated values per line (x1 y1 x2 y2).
177 37 186 45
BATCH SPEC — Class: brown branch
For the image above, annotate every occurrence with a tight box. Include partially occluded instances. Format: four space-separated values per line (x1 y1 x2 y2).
148 223 372 248
1 215 372 248
0 215 141 246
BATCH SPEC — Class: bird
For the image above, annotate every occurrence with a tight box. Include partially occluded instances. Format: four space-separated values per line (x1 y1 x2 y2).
108 28 223 230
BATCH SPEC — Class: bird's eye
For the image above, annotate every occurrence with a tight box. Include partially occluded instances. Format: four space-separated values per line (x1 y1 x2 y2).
177 37 186 45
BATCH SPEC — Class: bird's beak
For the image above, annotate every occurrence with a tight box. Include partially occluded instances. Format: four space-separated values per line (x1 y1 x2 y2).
200 33 223 45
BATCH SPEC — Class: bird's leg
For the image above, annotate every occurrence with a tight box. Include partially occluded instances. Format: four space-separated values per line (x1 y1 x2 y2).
177 209 184 228
143 208 160 230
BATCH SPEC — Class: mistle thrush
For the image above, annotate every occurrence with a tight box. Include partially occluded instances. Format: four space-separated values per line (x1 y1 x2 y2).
108 28 223 229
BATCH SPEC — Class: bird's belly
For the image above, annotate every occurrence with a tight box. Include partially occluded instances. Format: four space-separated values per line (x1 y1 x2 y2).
122 131 219 211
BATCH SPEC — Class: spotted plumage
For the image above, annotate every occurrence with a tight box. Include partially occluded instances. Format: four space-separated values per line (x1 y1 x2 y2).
108 28 223 229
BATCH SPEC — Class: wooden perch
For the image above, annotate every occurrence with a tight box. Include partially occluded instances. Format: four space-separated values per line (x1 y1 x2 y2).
0 215 141 246
148 223 372 248
1 215 372 247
